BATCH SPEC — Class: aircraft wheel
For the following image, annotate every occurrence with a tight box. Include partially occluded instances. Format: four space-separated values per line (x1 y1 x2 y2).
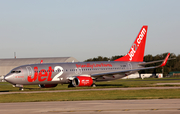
91 83 96 87
19 87 24 91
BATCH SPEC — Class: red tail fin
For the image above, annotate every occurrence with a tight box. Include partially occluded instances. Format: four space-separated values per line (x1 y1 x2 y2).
114 25 148 62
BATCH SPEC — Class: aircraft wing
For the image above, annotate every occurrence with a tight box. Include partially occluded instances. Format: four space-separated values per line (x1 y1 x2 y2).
138 58 175 66
91 53 170 78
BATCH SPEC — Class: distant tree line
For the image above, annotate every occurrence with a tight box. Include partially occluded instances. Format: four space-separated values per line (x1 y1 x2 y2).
84 53 179 76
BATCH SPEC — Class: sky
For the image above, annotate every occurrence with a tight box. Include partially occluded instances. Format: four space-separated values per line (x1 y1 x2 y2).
0 0 180 61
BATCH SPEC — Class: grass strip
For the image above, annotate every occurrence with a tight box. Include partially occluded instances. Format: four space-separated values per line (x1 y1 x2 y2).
0 89 180 103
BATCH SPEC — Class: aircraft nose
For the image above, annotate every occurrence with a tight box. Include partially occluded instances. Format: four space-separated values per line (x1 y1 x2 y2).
4 74 14 84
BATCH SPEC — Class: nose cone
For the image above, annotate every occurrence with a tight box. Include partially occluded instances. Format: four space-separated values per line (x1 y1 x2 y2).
4 74 15 84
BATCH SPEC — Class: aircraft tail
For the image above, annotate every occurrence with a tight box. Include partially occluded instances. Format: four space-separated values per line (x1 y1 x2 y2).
114 25 148 62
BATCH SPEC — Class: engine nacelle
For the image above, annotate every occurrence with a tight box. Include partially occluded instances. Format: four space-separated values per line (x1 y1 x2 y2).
38 84 58 88
72 76 93 87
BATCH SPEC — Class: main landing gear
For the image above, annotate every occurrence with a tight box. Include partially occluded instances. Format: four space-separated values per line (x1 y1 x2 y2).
91 83 96 87
68 83 75 88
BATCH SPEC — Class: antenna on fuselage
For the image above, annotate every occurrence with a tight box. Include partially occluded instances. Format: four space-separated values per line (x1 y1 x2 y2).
14 52 16 59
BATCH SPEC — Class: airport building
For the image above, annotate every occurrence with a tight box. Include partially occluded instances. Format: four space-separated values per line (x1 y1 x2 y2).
169 71 180 76
0 57 78 82
122 73 163 79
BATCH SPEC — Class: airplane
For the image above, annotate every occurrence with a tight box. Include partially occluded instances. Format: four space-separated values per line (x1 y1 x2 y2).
4 25 171 90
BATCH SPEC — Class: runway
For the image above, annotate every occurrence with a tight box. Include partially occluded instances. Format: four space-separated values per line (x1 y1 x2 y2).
0 99 180 114
1 87 180 114
1 86 180 95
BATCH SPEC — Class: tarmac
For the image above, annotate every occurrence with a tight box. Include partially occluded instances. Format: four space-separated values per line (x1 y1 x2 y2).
0 99 180 114
1 86 180 94
1 86 180 114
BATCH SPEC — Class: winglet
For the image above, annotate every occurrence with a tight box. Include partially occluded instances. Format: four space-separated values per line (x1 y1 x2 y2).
160 53 170 67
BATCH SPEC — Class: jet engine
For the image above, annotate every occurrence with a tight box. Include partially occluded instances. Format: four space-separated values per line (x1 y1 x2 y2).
38 84 58 88
71 76 93 87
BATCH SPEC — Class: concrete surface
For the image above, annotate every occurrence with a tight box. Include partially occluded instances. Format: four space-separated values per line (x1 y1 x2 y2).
0 99 180 114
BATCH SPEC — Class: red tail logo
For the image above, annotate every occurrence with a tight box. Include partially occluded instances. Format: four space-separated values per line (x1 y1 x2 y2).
115 25 148 62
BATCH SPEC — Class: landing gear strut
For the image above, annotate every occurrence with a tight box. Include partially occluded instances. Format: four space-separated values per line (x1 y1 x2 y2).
68 84 75 88
91 80 96 87
68 80 75 88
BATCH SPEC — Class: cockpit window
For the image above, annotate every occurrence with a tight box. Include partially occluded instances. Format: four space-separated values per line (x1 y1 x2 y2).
11 71 21 73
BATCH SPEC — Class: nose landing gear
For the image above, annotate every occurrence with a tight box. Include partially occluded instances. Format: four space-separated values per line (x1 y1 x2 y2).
13 84 24 91
19 87 24 91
